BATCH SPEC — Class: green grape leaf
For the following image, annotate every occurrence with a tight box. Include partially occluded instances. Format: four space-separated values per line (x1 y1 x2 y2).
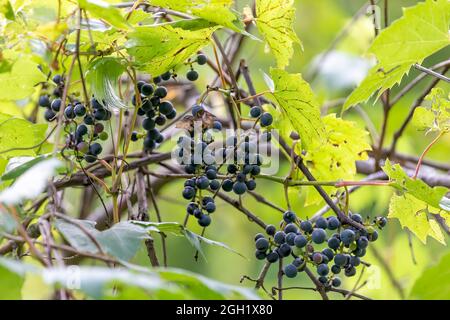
342 64 410 112
303 114 371 205
255 0 302 69
55 219 150 262
382 159 448 209
126 24 216 76
85 57 127 109
409 253 450 300
412 88 450 133
78 0 129 30
0 113 49 158
388 194 445 245
0 53 46 101
269 68 325 151
149 0 246 34
0 0 14 20
130 221 245 260
343 0 450 111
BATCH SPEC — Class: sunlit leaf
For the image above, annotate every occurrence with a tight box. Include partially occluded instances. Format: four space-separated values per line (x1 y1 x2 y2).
269 68 325 151
256 0 302 69
412 88 450 133
126 24 216 76
130 221 245 260
55 219 150 261
388 193 445 245
343 0 450 111
383 159 448 209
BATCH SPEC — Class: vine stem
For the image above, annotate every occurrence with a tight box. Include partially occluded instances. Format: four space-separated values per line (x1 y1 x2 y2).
111 68 140 223
412 131 445 179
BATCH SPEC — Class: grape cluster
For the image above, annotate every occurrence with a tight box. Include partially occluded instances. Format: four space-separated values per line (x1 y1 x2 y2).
253 211 387 288
39 74 110 163
178 105 222 227
131 80 176 151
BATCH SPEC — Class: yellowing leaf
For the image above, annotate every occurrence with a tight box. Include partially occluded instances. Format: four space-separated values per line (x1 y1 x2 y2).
256 0 301 69
126 25 215 76
0 113 48 158
369 0 450 69
383 159 448 209
412 88 450 133
343 64 410 111
303 114 371 205
0 52 46 101
388 193 445 245
270 68 325 151
343 0 450 111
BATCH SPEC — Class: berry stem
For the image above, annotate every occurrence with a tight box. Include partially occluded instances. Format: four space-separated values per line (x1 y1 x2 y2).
412 130 445 179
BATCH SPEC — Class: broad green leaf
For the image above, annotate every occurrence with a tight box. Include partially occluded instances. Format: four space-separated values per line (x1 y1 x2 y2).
269 68 325 151
130 221 245 260
126 24 215 76
256 0 302 69
303 114 372 205
0 0 14 20
55 219 150 261
343 0 450 111
409 253 450 299
0 53 46 101
342 64 410 112
412 88 450 133
388 193 445 245
382 159 448 209
0 158 61 205
0 113 49 158
85 57 127 109
78 0 129 30
1 155 48 181
150 0 245 33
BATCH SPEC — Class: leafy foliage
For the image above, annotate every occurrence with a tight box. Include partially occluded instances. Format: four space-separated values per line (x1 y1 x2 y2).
149 0 245 33
78 0 129 30
269 68 325 150
412 88 450 133
303 114 371 205
388 194 445 245
126 25 216 76
255 0 301 69
0 52 46 101
383 159 447 209
85 57 127 109
0 114 49 158
343 0 450 111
